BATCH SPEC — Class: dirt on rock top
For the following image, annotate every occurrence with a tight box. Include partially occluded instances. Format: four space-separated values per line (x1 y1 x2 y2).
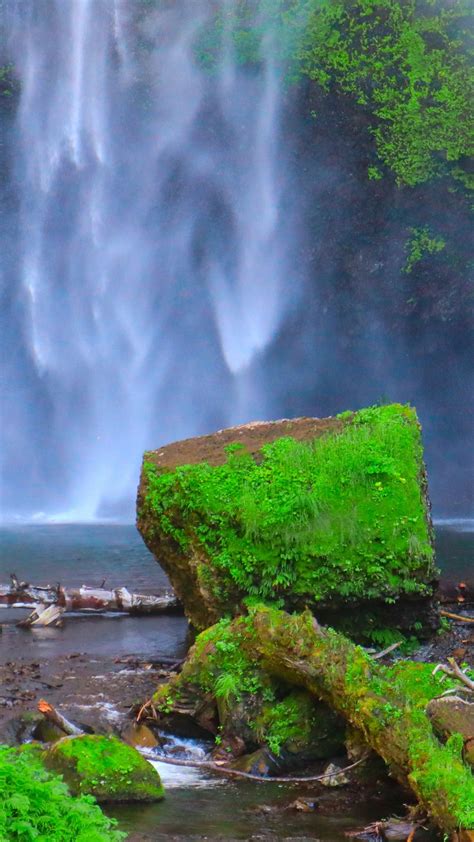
145 416 343 471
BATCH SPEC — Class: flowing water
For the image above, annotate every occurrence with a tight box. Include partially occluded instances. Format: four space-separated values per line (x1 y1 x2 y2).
0 1 472 837
1 0 300 521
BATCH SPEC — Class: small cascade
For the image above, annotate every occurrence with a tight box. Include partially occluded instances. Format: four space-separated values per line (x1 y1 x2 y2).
143 734 221 789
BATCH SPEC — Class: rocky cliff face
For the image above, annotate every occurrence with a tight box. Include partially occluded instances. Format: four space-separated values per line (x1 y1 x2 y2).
137 404 437 632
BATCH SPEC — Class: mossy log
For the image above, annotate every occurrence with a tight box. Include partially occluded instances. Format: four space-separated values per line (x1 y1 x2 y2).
137 404 437 633
153 607 474 835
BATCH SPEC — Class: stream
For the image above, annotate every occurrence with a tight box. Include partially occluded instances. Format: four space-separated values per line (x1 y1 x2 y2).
0 522 472 840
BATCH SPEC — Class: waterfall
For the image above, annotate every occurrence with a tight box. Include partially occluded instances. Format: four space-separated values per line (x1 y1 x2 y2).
0 0 298 520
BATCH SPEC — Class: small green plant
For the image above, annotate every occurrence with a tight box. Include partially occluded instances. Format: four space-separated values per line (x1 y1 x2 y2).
0 746 125 841
404 226 446 273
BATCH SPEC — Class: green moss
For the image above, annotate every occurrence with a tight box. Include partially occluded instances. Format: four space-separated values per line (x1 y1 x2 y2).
154 617 344 759
342 654 474 827
153 606 474 830
383 660 459 706
0 745 125 841
44 736 164 803
255 692 315 755
154 615 274 712
141 404 435 618
254 690 343 757
197 1 473 192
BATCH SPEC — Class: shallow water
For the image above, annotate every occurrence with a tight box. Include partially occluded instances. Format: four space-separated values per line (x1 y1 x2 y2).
0 523 189 662
433 519 474 583
0 522 471 840
0 522 472 663
110 777 406 841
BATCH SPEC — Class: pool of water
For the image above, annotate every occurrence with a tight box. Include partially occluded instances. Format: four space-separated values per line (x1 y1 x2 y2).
0 521 470 840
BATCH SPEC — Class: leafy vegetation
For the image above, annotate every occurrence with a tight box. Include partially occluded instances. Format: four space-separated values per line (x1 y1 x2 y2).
198 0 473 191
153 606 474 830
0 745 125 841
141 404 435 617
0 64 19 102
404 226 446 273
154 614 343 758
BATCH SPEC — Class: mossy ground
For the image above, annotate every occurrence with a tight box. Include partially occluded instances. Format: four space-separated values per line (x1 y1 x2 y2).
44 735 164 803
141 404 435 622
0 745 124 841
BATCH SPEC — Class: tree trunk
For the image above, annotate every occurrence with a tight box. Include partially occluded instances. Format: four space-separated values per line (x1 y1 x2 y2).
249 608 474 835
0 574 179 615
152 607 474 835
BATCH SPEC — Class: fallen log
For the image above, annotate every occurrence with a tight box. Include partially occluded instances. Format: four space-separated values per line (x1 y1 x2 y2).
151 607 474 836
440 610 474 625
0 574 179 616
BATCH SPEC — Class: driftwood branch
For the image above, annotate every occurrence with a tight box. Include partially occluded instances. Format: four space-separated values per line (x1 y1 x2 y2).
371 640 403 660
151 752 367 784
432 660 474 693
440 610 474 625
0 574 179 617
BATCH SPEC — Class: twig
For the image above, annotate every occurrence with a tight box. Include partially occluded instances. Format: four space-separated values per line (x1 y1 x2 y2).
136 698 158 722
440 609 474 624
372 640 403 660
150 753 367 783
447 657 474 691
432 660 474 693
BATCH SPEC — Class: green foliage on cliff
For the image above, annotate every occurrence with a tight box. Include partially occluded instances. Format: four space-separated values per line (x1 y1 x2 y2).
404 225 446 273
0 65 19 102
198 0 473 190
0 745 125 841
142 404 435 612
295 0 473 189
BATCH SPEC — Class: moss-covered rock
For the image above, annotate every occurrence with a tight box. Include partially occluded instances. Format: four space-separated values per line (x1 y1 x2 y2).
152 614 346 764
137 403 437 632
0 744 124 841
151 607 474 833
43 734 164 803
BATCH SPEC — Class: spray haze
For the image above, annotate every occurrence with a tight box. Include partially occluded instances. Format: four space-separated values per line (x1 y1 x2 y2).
0 0 299 520
0 0 472 521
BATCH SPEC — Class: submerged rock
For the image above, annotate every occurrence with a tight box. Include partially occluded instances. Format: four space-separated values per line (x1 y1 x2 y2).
122 722 160 750
320 761 350 787
230 746 281 777
43 734 164 802
137 404 436 633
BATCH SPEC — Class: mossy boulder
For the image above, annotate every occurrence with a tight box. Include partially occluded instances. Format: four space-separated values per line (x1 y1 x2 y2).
152 607 474 834
137 403 437 632
152 614 346 764
43 734 164 803
0 745 124 841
